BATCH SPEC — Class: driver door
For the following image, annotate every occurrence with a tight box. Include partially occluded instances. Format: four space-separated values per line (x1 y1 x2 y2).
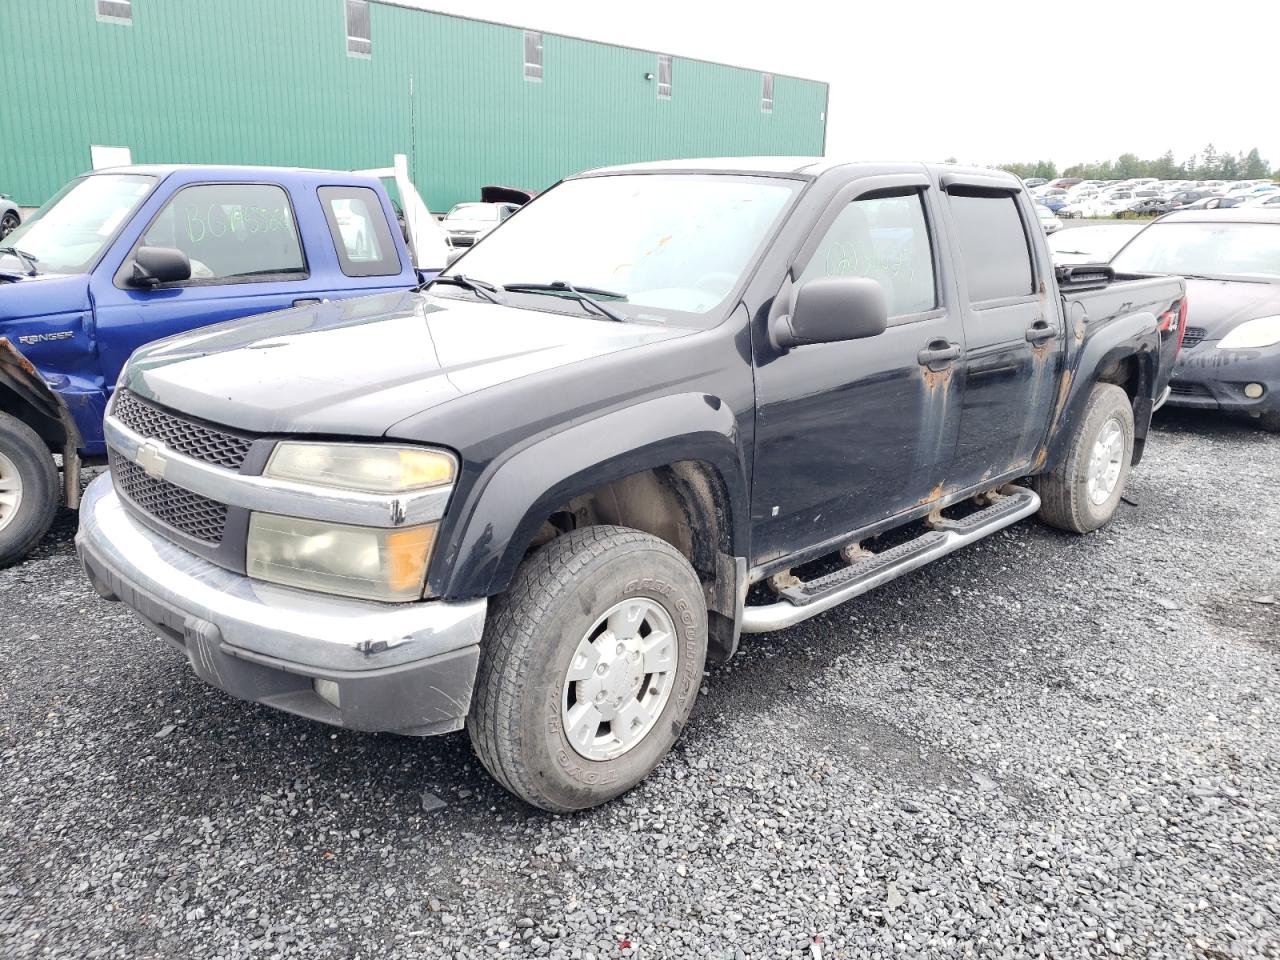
750 178 965 567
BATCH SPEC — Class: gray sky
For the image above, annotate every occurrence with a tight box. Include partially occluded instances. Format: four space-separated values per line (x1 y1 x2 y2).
409 0 1276 171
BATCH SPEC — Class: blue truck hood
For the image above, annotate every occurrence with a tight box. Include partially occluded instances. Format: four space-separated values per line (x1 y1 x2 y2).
126 289 690 435
0 273 91 324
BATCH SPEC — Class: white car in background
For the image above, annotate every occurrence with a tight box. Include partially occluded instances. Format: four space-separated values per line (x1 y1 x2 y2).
1046 222 1148 265
1036 204 1063 233
441 201 520 248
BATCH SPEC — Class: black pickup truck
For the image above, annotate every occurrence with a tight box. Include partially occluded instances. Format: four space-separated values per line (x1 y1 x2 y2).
76 159 1186 811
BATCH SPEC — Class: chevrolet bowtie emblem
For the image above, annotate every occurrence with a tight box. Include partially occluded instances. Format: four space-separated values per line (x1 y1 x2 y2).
136 442 167 480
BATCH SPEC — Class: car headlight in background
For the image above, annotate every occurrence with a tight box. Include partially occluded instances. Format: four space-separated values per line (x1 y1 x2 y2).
247 513 436 602
1217 315 1280 350
265 442 455 492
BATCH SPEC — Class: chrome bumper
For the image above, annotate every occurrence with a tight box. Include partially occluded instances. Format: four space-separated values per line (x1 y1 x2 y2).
75 473 486 735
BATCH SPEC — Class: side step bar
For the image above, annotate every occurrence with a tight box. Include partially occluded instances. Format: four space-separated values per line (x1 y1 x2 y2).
740 486 1041 634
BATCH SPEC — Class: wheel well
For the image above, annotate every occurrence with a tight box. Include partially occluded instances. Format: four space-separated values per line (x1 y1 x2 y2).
523 461 742 660
0 383 65 454
1097 355 1139 403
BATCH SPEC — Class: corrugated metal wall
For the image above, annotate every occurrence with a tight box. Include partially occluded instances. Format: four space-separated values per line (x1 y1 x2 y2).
0 0 828 209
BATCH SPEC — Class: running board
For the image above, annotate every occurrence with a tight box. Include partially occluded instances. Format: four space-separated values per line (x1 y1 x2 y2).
740 486 1041 634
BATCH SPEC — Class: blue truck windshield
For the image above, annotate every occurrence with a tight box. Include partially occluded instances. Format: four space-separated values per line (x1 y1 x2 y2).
0 174 156 275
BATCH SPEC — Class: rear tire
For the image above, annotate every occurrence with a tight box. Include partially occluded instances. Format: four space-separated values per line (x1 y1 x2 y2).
467 525 707 812
1034 384 1134 534
0 212 18 239
0 412 59 567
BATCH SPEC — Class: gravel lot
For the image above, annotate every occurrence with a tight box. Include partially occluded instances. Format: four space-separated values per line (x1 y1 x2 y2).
2 409 1277 959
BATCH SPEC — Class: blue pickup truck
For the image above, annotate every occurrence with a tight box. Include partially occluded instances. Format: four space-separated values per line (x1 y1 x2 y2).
0 164 425 566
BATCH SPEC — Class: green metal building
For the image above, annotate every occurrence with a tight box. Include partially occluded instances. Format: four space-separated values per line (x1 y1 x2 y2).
0 0 828 211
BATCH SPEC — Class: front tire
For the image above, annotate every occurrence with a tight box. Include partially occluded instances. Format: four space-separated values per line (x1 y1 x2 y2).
1258 411 1280 433
1034 384 1135 534
467 525 708 812
0 412 59 567
0 212 18 239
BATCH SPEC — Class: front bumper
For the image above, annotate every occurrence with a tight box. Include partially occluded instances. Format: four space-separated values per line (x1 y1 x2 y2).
1165 341 1280 416
75 473 486 736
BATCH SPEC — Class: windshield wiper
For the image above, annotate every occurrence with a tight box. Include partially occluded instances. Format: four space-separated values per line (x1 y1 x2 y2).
425 273 505 304
0 246 39 276
504 281 628 322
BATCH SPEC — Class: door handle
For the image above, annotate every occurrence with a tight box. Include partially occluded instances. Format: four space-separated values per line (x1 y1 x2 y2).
917 339 961 366
293 298 323 307
1025 319 1058 343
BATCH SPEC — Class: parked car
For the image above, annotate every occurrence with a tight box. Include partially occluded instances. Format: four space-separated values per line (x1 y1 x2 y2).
441 190 527 248
1111 208 1280 431
1039 195 1071 213
1023 177 1047 188
1047 223 1148 265
0 195 19 239
1036 204 1063 233
1177 196 1251 211
76 158 1186 811
1119 198 1174 217
0 165 425 567
1242 192 1280 208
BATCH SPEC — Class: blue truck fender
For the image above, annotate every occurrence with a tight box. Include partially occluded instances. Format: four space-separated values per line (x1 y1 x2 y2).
0 338 85 507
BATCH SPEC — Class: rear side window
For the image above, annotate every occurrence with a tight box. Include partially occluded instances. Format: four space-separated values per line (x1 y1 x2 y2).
947 189 1034 303
140 183 306 283
318 186 401 277
798 190 937 318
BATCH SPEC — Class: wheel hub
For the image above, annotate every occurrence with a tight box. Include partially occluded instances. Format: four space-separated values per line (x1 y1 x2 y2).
561 598 679 761
0 451 24 535
1086 416 1125 506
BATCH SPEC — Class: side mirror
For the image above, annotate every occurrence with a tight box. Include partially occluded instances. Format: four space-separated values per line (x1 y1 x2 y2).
130 246 191 287
772 276 889 352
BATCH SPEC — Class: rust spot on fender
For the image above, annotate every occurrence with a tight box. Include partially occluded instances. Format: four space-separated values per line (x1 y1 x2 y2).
1050 369 1074 425
0 338 38 376
1032 446 1048 471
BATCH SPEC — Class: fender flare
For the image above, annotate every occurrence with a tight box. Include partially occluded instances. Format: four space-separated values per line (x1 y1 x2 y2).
430 392 749 600
0 338 84 506
1044 311 1160 471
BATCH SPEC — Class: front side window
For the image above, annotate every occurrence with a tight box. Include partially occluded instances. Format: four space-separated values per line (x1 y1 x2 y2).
438 174 800 325
0 173 154 275
318 186 400 277
138 183 306 283
346 0 370 56
947 189 1034 303
657 55 672 99
524 31 543 80
798 191 937 318
1111 221 1280 281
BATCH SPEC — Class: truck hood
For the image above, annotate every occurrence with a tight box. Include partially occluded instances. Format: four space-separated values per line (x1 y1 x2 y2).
126 290 691 435
0 273 91 324
1181 276 1280 341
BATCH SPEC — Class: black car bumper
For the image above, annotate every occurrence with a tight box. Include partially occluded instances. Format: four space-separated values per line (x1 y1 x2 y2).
1165 340 1280 416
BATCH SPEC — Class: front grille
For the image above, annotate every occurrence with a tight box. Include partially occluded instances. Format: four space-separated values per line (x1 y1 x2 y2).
112 391 254 470
1169 381 1213 398
1181 327 1206 349
449 236 475 247
112 457 229 544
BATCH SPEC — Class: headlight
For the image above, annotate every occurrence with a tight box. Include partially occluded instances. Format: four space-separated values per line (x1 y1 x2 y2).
265 442 455 492
247 513 436 602
1217 315 1280 350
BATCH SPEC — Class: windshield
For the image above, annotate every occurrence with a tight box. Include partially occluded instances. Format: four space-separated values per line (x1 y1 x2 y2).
1111 221 1280 280
446 203 500 221
0 174 155 275
440 174 800 323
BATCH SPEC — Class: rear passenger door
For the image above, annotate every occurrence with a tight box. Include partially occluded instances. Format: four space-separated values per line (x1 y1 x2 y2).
942 180 1064 483
751 180 965 566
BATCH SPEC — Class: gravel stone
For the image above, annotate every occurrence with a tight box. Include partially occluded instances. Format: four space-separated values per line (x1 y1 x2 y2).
1 412 1278 958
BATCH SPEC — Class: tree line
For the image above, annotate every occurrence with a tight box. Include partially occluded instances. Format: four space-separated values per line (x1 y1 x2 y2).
995 146 1275 183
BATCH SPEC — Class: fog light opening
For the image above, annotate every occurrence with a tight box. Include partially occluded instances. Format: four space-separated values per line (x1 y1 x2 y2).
314 678 342 708
1243 383 1265 400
